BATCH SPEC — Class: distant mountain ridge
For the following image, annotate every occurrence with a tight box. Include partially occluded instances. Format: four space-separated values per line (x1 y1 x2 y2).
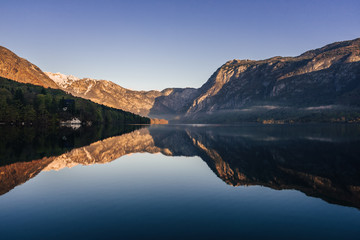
45 72 198 118
1 38 360 122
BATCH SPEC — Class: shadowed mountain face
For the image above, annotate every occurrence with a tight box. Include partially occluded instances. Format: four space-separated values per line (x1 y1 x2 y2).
1 124 359 209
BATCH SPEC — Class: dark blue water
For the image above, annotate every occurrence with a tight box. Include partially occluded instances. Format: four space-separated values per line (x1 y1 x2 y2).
0 124 359 239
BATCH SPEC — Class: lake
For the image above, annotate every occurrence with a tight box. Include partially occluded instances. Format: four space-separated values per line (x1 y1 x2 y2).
0 124 360 239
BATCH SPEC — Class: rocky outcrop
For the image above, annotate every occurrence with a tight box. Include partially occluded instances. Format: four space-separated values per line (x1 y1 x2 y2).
0 46 59 89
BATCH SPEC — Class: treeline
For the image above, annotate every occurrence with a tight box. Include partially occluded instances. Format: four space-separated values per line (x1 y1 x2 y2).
0 77 150 125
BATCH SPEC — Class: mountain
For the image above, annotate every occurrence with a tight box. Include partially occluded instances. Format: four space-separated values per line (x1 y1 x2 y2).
45 72 197 119
0 48 157 123
46 38 360 123
181 38 360 122
2 38 360 123
0 77 150 125
0 46 59 89
0 47 173 120
45 72 164 116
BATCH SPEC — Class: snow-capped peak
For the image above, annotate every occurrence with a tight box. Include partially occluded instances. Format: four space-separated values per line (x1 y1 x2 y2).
45 72 80 88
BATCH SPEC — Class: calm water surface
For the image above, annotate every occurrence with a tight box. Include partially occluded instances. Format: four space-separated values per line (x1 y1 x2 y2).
0 124 360 239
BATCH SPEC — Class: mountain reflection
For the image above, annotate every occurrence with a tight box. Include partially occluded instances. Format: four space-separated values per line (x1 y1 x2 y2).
1 124 360 209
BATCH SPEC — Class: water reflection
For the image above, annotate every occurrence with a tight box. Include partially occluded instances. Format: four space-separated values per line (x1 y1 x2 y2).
1 124 360 209
0 124 144 195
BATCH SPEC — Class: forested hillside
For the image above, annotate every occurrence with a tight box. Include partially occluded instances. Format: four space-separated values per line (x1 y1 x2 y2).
0 77 150 125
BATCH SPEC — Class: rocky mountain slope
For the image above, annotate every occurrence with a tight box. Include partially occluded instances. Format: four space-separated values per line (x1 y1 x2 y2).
182 38 360 122
0 46 59 89
0 48 163 122
1 38 360 122
0 46 190 120
46 38 360 122
45 72 197 118
45 72 165 116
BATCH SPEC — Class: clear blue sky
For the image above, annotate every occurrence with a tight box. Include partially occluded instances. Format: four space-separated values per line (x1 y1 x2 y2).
1 0 359 90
